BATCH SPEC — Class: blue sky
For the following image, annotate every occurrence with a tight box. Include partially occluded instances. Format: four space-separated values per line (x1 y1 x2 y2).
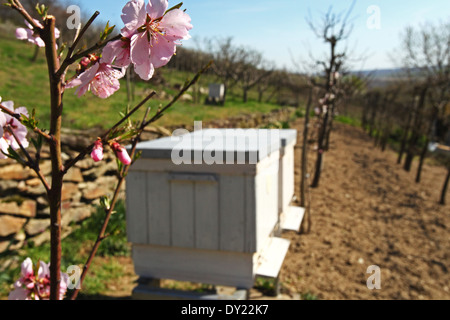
70 0 450 71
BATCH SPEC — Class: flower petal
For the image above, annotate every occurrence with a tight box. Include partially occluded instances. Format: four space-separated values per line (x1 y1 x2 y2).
8 287 30 300
38 261 50 279
0 112 6 128
130 32 151 65
1 101 14 112
149 35 176 68
134 58 154 81
121 0 147 31
21 258 33 278
160 9 193 40
147 0 168 19
15 28 31 40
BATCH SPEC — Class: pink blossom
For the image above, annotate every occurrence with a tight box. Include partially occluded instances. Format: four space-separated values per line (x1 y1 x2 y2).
8 258 68 300
15 19 60 48
102 33 132 68
112 142 132 165
121 0 192 80
91 139 104 162
0 100 29 155
66 55 125 99
0 138 9 159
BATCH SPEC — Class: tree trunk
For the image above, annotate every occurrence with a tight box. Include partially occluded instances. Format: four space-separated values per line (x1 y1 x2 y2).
440 166 450 205
404 87 427 172
300 87 313 207
397 126 410 164
397 98 415 164
311 110 329 188
415 137 429 183
258 90 263 103
324 104 335 151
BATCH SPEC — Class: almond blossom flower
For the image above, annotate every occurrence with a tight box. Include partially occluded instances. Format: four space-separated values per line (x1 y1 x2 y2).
9 258 68 300
101 29 133 68
0 100 29 158
121 0 192 80
91 139 104 162
112 142 132 165
66 54 126 99
15 19 60 48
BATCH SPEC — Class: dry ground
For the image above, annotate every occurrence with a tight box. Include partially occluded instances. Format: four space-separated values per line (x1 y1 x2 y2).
282 120 449 300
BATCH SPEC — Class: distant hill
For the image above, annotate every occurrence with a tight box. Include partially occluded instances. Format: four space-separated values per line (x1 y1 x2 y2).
352 68 425 88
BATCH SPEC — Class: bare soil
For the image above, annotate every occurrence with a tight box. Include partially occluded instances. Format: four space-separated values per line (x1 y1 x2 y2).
283 120 450 300
95 120 450 300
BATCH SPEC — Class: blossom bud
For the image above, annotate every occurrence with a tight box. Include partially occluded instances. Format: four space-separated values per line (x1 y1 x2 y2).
112 142 131 165
91 139 104 162
80 57 90 68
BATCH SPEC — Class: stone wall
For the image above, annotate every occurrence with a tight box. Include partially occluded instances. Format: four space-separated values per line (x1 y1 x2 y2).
0 107 296 254
0 149 123 253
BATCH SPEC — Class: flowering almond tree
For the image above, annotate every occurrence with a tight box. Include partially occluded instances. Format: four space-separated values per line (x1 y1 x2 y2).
0 0 208 300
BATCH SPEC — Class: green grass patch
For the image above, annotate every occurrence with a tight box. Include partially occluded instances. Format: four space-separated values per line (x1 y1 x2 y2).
335 115 361 127
0 34 287 131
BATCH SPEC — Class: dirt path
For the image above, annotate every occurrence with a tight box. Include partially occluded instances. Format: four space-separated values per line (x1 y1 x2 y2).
95 120 449 300
282 120 450 300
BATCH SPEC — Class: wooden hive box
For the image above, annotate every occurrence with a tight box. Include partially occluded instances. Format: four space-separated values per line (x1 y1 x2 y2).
126 129 290 289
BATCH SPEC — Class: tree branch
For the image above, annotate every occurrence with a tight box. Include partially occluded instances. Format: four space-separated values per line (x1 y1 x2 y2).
62 91 157 174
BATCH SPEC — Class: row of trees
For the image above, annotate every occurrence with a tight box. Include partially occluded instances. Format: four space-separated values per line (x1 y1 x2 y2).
360 20 450 204
166 38 312 106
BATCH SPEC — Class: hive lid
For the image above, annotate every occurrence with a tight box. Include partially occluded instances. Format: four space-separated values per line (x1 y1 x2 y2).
191 129 297 147
134 129 282 163
278 129 297 147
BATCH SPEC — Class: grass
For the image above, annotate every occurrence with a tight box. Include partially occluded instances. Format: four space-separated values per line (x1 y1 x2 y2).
0 33 286 131
335 114 361 127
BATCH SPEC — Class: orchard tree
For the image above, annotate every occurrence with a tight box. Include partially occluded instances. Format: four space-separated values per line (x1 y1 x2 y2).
306 2 356 188
395 21 450 184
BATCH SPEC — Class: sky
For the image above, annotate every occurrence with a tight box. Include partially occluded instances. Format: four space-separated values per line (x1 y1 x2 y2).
70 0 450 72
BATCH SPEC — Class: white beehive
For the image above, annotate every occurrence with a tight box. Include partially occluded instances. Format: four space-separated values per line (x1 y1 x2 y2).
126 129 290 289
191 129 299 228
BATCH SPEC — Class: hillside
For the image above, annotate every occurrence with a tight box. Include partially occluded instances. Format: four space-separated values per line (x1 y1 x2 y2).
0 31 286 131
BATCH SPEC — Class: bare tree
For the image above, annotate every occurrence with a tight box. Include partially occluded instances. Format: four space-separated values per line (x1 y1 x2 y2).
395 21 450 181
306 2 356 188
237 50 274 103
205 37 247 105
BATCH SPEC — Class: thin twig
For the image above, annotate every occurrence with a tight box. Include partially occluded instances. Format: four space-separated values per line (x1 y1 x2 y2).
68 12 100 59
57 12 100 78
5 127 51 193
0 104 52 141
69 106 152 300
62 91 156 174
57 34 122 78
10 0 42 31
